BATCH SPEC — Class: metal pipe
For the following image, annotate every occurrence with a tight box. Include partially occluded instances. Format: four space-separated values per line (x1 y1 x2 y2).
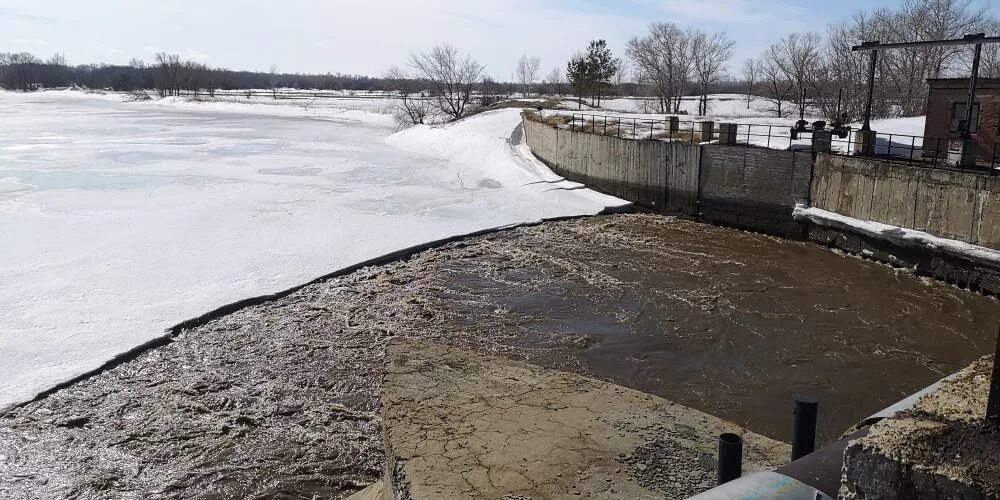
791 396 819 461
961 42 983 140
718 433 743 485
862 50 878 132
853 33 996 52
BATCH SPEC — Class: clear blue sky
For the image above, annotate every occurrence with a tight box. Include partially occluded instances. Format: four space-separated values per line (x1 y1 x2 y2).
1 0 997 78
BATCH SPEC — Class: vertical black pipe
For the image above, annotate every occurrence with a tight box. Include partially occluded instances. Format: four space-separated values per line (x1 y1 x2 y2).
862 49 878 132
718 433 743 485
961 42 983 140
792 396 819 461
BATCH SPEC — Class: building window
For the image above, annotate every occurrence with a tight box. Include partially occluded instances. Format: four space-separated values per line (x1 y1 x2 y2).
949 101 980 133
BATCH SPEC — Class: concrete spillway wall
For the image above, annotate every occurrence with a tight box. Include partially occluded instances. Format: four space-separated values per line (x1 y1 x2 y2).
523 114 1000 293
523 118 700 216
523 116 811 237
700 145 813 237
812 153 1000 249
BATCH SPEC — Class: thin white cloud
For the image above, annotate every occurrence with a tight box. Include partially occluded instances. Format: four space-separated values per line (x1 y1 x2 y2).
87 41 123 56
185 49 209 61
12 37 46 46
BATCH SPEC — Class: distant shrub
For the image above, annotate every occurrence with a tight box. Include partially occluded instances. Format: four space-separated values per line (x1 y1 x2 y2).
126 90 152 101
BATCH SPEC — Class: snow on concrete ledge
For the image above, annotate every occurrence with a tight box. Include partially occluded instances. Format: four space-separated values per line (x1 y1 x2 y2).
793 204 1000 269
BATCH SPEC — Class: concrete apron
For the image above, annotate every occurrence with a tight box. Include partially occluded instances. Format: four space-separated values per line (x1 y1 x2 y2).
378 340 790 500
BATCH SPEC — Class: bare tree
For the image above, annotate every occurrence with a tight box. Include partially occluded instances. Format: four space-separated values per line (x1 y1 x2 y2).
6 52 41 90
760 53 794 117
269 64 279 99
614 60 630 96
545 67 564 95
819 0 993 121
912 0 990 78
129 57 145 69
823 12 882 121
479 76 511 108
981 19 1000 79
155 53 182 96
515 54 541 98
46 53 67 66
690 31 734 115
385 66 429 126
626 22 693 113
742 58 761 109
410 44 485 121
768 33 823 116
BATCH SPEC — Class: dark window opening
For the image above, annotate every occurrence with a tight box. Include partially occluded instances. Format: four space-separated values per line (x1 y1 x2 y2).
949 101 980 133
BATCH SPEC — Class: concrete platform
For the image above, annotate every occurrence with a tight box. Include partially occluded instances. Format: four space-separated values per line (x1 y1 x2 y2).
380 340 790 499
841 355 1000 499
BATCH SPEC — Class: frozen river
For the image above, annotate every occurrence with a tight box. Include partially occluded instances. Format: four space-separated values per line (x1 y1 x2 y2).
0 91 622 411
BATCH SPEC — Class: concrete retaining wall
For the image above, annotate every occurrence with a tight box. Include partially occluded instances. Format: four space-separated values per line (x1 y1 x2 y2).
699 145 813 237
812 154 1000 248
523 116 810 236
523 118 700 215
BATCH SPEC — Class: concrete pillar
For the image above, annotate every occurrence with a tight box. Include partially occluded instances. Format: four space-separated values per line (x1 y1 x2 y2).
812 130 833 154
667 116 680 134
853 130 877 156
700 121 715 143
947 139 978 167
719 123 739 146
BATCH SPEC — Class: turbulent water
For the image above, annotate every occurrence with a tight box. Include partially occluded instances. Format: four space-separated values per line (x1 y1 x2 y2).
2 214 997 499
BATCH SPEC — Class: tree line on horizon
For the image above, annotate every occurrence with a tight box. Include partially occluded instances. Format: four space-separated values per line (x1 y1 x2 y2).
2 0 998 125
0 52 406 94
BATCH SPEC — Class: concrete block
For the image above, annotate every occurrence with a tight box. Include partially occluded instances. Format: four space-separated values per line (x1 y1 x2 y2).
812 130 833 153
853 130 877 157
841 356 1000 499
700 121 715 142
719 123 739 146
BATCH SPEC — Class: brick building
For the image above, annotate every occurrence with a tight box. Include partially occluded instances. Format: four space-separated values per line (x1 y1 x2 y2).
923 78 1000 163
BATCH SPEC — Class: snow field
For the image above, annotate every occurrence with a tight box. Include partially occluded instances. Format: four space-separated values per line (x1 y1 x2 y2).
0 91 626 411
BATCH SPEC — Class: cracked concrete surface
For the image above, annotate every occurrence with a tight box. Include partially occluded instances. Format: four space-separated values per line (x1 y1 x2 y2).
842 356 1000 499
382 340 789 499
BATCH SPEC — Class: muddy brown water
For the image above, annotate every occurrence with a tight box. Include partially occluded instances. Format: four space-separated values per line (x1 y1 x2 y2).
2 214 998 499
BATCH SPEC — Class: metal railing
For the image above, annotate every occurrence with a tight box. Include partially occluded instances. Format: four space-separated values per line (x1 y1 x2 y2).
556 113 798 149
531 112 1000 174
830 131 1000 174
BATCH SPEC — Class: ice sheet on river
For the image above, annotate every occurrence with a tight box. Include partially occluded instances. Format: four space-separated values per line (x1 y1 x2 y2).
0 91 627 411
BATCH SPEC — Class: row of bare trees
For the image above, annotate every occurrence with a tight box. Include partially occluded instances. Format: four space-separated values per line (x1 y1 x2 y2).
625 23 734 115
0 53 402 93
745 0 1000 121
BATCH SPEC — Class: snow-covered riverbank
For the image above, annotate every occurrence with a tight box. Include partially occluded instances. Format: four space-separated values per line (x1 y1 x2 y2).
0 90 626 411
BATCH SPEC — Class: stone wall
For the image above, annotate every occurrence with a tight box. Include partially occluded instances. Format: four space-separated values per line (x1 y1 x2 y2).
523 118 700 216
699 145 813 237
812 154 1000 248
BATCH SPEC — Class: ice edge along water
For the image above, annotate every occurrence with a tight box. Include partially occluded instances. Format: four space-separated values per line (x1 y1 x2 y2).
0 91 630 413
